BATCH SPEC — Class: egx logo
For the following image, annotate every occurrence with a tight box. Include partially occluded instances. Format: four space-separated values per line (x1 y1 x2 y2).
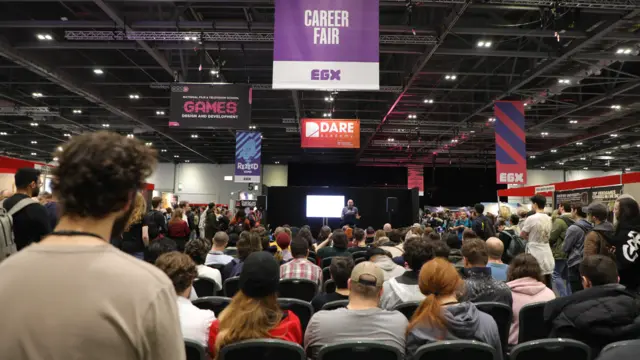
499 172 524 183
311 69 341 81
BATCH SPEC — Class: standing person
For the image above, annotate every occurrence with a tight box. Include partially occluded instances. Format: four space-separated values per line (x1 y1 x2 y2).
341 199 359 227
486 237 509 281
563 205 593 293
454 211 472 241
120 192 150 260
168 208 190 251
42 192 60 229
0 132 184 360
608 197 640 293
471 204 495 240
145 196 167 241
520 194 554 287
549 202 574 297
582 202 615 259
1 168 51 250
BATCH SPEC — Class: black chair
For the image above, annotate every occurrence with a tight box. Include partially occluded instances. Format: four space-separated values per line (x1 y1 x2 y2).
323 279 336 293
219 339 305 360
518 302 549 343
279 278 318 302
321 299 349 310
322 267 331 285
355 257 367 265
322 257 334 268
192 296 231 315
193 277 218 297
601 340 640 355
223 276 240 297
184 339 208 360
207 263 226 273
393 301 421 321
476 302 512 354
317 341 403 360
413 340 498 360
224 247 238 257
277 298 314 336
510 339 590 360
352 251 367 261
308 251 317 262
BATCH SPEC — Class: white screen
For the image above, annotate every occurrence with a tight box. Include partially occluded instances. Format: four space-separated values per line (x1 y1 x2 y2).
306 195 345 218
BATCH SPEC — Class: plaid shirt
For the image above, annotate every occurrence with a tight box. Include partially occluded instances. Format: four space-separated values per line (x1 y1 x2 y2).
280 258 323 288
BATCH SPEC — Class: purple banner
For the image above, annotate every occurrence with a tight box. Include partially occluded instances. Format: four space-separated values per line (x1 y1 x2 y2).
234 131 261 183
273 0 379 90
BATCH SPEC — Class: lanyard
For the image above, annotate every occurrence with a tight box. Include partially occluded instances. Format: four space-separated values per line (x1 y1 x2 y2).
50 230 105 242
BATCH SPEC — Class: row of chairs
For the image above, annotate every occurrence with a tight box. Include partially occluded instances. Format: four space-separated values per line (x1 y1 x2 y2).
187 337 632 360
194 277 320 301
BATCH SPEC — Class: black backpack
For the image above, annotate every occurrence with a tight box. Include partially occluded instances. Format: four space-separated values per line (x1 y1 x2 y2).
504 230 527 259
145 210 166 240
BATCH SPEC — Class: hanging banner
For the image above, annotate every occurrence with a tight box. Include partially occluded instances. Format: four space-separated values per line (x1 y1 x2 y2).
554 189 591 208
495 101 527 184
408 165 424 196
272 0 379 90
170 84 252 128
234 132 261 183
300 118 360 148
591 185 623 218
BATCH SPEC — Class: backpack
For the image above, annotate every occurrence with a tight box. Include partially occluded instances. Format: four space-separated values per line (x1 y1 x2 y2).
0 198 38 262
145 210 166 241
478 216 496 240
504 230 526 259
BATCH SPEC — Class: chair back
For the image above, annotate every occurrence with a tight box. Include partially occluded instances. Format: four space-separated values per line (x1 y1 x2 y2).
322 267 331 285
277 298 314 336
279 278 318 302
308 251 317 262
219 339 305 360
192 296 231 316
518 301 549 343
321 299 349 311
323 279 336 293
184 339 208 360
352 251 367 260
322 257 334 268
355 257 367 265
317 341 403 360
510 338 590 360
475 302 512 354
193 277 217 297
601 340 640 354
223 276 240 297
392 301 421 321
207 263 226 273
413 340 497 360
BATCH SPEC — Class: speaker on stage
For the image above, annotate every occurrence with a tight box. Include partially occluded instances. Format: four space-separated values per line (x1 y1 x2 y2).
257 195 267 210
386 197 398 214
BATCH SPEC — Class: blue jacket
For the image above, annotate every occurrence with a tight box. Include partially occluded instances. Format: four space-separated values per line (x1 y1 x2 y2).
563 219 593 268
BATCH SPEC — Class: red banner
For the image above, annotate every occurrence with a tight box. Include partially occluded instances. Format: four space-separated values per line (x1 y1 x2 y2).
495 101 527 184
300 119 360 148
408 165 424 196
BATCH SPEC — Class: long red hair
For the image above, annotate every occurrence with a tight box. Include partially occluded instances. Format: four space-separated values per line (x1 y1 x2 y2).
407 258 463 335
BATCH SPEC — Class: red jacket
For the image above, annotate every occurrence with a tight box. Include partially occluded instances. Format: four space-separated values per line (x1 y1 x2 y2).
167 220 190 238
208 310 302 356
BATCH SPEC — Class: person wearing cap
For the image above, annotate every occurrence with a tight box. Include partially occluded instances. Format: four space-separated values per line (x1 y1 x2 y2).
209 251 303 356
276 231 293 263
367 246 405 281
304 261 409 360
2 168 51 250
365 226 375 244
280 237 322 289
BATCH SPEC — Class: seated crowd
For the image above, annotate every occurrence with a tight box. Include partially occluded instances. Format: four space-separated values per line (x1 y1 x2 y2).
1 131 640 360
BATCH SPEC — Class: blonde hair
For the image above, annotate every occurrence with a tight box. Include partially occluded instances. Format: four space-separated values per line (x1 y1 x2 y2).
124 192 147 231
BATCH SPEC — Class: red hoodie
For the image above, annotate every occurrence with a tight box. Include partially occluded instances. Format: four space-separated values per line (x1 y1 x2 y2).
208 310 303 356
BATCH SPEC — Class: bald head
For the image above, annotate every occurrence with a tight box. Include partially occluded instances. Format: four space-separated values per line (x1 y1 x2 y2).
486 237 504 260
383 223 392 232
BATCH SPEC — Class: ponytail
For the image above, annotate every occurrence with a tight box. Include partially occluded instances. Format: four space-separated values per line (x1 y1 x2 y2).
407 294 447 335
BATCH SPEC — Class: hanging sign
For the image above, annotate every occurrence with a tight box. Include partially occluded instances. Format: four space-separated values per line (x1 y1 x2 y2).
495 101 527 184
234 131 261 183
170 84 252 128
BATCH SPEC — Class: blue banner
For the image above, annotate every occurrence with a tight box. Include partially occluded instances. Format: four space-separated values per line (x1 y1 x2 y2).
235 131 261 183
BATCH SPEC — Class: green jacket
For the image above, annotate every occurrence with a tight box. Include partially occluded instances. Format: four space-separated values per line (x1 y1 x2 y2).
550 214 574 259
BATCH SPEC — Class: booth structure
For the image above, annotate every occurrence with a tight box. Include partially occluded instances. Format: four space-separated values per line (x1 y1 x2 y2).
498 172 640 216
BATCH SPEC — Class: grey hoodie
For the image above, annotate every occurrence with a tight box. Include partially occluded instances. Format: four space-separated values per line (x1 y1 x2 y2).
371 256 405 281
406 302 503 360
563 219 594 268
380 271 425 310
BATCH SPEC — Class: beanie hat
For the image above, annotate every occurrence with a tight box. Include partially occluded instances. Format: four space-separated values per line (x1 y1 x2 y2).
239 251 280 298
276 232 291 250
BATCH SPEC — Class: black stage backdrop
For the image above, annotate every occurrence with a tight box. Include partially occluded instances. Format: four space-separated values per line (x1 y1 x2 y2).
264 186 419 233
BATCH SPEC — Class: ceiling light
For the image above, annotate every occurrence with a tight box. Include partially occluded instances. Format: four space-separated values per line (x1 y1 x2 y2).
0 132 6 136
129 94 140 99
445 74 457 80
423 98 434 104
57 146 63 151
36 34 45 40
32 92 43 98
210 69 219 75
606 151 612 154
185 160 190 163
580 157 586 160
541 132 548 136
63 133 71 137
576 142 583 145
145 142 152 146
488 117 496 123
30 122 38 127
530 155 536 159
72 109 82 114
249 125 257 130
102 124 109 128
451 139 458 143
524 102 530 107
569 120 578 124
324 96 334 102
388 138 395 142
611 105 621 110
558 162 565 165
407 114 417 119
558 79 571 84
36 34 53 41
610 133 618 137
44 34 52 40
53 157 58 161
551 149 557 153
93 69 104 75
31 141 37 144
584 167 589 170
155 110 165 115
323 112 331 118
161 149 167 152
476 40 492 48
470 130 475 133
126 134 134 138
174 155 179 158
31 152 37 156
275 161 280 165
190 134 198 138
616 47 633 55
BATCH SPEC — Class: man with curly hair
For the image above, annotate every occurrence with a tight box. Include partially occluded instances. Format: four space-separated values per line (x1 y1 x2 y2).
0 131 185 360
185 238 222 291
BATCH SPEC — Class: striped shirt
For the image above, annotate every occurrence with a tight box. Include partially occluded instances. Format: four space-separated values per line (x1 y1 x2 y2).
280 258 323 288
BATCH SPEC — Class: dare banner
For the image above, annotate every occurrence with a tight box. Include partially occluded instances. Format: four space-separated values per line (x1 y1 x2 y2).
495 101 527 184
235 132 261 183
169 84 251 128
272 0 379 90
300 119 360 148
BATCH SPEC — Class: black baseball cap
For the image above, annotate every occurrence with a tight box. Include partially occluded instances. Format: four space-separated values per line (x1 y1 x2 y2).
239 251 280 298
366 226 375 236
14 168 41 188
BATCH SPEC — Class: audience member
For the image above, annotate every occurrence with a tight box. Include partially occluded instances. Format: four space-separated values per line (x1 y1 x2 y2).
520 194 554 286
608 197 640 293
317 230 352 259
507 254 555 345
209 252 303 357
310 256 354 312
168 208 190 251
496 218 517 263
405 258 502 359
472 203 496 240
380 229 404 258
305 262 408 359
381 236 434 309
563 205 592 293
120 192 150 260
317 225 332 244
549 201 574 297
544 255 640 355
365 227 375 244
280 237 323 289
222 231 262 280
155 252 216 346
185 238 222 292
486 237 509 281
383 223 392 232
2 168 51 250
367 247 405 281
424 232 441 242
431 240 450 259
347 228 368 253
41 192 60 229
374 229 386 242
205 231 234 266
275 232 293 262
0 131 183 359
444 232 463 266
462 228 478 241
461 238 513 307
297 226 316 250
454 211 472 241
146 237 178 264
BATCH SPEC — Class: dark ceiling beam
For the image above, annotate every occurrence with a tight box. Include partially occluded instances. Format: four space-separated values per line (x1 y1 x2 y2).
0 37 217 163
356 0 472 161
